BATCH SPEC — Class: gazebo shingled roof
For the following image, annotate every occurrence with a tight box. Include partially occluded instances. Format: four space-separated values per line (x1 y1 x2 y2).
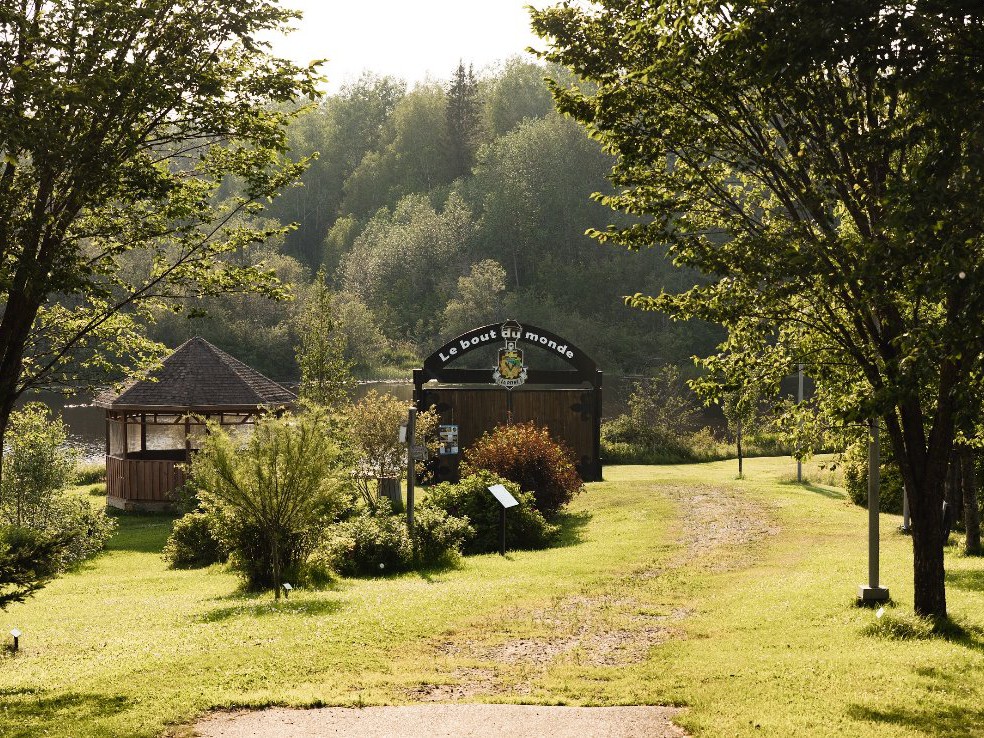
93 337 295 410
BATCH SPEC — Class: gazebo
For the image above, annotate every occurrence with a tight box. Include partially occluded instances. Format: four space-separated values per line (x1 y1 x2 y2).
93 337 296 511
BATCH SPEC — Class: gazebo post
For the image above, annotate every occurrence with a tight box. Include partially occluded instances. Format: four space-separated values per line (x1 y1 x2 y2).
184 416 191 461
121 413 128 460
140 414 147 453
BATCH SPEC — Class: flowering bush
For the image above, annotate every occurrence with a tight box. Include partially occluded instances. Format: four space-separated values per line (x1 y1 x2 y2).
462 421 582 517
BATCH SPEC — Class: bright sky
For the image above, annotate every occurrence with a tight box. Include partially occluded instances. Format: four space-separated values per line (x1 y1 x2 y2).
268 1 554 92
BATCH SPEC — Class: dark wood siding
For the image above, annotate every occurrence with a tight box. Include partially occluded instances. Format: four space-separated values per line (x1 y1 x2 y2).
106 455 186 506
418 387 601 482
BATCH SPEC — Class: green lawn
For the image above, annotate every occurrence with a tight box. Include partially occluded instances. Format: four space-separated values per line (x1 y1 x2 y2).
1 458 982 738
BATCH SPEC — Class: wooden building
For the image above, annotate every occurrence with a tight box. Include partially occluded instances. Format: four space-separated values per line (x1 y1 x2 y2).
93 337 295 511
414 320 603 483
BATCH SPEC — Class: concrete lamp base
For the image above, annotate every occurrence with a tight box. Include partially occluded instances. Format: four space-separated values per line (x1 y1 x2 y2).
857 585 890 604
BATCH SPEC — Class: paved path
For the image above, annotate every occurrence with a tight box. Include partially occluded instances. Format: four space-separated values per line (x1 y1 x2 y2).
195 705 687 737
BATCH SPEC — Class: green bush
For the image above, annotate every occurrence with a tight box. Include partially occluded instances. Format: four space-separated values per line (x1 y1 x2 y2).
602 416 725 464
1 404 114 572
0 525 66 610
424 471 558 554
333 512 413 576
53 498 116 570
162 512 226 569
189 410 352 596
462 421 582 517
843 440 905 514
412 504 473 567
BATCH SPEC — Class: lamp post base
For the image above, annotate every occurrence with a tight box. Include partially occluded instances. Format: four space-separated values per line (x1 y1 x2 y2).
857 585 890 604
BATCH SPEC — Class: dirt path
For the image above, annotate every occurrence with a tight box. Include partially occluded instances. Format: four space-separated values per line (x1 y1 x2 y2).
190 481 777 737
195 705 687 738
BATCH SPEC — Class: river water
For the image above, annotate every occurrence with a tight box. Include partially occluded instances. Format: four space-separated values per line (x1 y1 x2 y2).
19 379 649 462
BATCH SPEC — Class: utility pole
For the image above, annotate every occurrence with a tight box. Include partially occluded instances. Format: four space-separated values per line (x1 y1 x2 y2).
797 363 804 483
858 418 890 603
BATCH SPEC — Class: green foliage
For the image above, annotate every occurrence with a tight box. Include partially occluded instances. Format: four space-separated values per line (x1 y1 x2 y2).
189 411 352 597
296 270 356 407
462 421 583 518
446 62 482 179
0 0 319 422
411 504 474 568
601 368 720 465
330 512 414 576
72 460 106 486
0 525 65 611
533 0 984 616
602 419 725 465
338 192 474 341
50 498 117 571
0 404 115 572
162 512 227 570
441 259 507 338
345 390 439 507
0 403 77 526
843 441 905 515
425 471 558 554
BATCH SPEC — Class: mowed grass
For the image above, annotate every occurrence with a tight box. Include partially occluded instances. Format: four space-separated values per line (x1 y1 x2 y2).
0 458 981 738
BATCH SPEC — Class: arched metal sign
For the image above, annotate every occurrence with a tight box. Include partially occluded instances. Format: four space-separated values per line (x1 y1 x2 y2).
421 321 600 387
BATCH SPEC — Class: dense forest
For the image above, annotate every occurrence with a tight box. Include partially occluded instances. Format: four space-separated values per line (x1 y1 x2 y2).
150 59 721 380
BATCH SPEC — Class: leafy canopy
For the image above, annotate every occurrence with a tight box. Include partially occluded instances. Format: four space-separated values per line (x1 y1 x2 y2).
533 1 984 616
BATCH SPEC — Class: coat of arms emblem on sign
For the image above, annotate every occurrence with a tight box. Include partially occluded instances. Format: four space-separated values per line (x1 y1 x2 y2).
493 319 527 389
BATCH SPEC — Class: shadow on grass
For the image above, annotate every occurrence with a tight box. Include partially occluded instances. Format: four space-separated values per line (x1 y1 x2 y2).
779 480 846 500
200 596 345 623
551 509 593 548
849 659 984 737
105 512 176 553
0 690 132 737
946 568 984 593
847 702 983 738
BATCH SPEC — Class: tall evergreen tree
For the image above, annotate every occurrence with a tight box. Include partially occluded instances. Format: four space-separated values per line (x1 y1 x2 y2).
446 61 482 179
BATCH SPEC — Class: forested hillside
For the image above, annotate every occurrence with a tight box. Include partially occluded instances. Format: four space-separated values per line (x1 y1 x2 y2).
151 59 720 379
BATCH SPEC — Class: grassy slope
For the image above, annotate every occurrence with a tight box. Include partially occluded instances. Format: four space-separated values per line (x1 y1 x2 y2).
0 458 980 738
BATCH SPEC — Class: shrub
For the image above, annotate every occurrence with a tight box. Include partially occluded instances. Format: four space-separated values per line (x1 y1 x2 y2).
462 421 582 517
843 440 905 514
412 504 473 567
162 512 226 569
425 471 558 554
0 404 114 572
0 525 66 610
189 410 353 596
52 498 116 570
333 512 413 576
1 403 76 526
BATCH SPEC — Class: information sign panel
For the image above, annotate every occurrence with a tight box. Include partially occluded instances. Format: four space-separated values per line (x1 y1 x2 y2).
488 483 519 508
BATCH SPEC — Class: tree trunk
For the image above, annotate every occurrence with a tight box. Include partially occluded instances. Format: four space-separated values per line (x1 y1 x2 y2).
962 450 982 555
271 533 281 601
886 406 951 618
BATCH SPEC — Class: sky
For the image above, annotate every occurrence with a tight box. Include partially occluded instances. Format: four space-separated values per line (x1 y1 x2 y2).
267 1 554 92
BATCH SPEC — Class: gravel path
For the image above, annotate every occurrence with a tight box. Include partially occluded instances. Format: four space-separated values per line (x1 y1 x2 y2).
195 705 687 738
190 481 777 737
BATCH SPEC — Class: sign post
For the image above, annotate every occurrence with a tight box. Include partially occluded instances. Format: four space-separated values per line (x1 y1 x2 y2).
406 407 417 535
488 483 520 556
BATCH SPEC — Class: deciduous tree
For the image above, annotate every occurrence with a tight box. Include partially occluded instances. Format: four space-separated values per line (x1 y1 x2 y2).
0 1 318 468
534 0 984 616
